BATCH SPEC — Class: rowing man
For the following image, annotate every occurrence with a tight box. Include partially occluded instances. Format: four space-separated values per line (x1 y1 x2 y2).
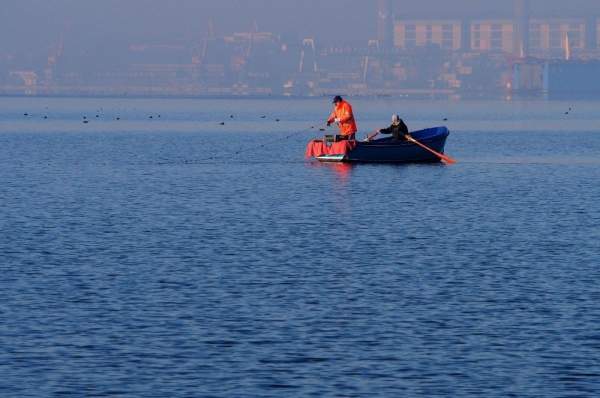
379 114 410 140
326 95 357 140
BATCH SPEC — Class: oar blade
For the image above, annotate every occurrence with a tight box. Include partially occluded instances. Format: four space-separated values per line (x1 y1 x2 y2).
441 155 457 164
407 136 456 165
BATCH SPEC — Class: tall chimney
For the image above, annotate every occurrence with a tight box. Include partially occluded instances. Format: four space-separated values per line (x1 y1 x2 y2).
461 19 471 52
514 0 530 58
377 0 394 52
586 16 598 50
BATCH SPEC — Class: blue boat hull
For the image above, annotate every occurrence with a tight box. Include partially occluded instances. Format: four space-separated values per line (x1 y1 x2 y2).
321 126 449 163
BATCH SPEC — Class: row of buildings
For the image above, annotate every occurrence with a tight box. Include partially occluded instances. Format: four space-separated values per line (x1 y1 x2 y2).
394 18 599 56
2 1 599 98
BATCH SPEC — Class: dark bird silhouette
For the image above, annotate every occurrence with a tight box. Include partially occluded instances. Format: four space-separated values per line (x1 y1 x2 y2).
149 116 153 119
219 122 225 125
443 118 448 121
24 113 28 116
116 117 121 120
275 118 280 122
83 120 89 124
230 115 234 119
260 115 266 118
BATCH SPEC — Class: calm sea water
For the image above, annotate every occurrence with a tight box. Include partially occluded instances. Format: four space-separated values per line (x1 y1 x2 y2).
1 97 599 397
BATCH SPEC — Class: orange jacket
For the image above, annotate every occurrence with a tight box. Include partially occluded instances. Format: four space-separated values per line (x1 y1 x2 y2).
327 100 358 136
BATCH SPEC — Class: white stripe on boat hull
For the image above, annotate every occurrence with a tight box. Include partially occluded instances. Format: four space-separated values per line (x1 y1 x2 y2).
316 154 345 162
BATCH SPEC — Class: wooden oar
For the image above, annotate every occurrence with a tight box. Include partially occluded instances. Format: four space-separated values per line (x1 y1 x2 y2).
365 130 380 141
406 135 456 164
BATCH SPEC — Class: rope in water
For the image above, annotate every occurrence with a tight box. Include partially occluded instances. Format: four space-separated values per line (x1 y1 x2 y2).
190 120 328 164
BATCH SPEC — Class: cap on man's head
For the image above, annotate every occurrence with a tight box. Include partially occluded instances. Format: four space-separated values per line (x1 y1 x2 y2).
391 114 401 125
332 95 343 104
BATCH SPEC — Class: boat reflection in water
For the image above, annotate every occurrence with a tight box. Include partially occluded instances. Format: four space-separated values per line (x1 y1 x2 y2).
306 158 354 182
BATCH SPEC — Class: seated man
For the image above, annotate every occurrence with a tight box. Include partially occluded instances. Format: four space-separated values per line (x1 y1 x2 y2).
377 114 410 141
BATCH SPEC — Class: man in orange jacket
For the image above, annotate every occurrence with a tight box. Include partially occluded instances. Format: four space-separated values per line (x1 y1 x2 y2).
327 95 357 140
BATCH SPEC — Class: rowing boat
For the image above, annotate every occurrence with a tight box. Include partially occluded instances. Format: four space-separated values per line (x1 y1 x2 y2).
306 126 450 163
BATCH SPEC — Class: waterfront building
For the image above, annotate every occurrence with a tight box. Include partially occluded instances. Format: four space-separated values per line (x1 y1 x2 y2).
512 59 600 97
545 60 600 97
394 20 462 50
529 19 585 56
470 20 515 53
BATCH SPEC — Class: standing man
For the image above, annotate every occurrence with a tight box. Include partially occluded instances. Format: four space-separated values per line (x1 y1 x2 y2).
327 95 357 140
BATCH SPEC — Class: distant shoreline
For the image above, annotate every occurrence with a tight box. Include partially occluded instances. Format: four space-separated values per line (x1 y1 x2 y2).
2 92 600 102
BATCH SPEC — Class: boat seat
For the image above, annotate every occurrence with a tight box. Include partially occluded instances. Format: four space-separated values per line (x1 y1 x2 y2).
324 134 349 143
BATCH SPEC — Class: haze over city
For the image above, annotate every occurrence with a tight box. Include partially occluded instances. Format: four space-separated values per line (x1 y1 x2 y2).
2 0 598 51
2 0 599 98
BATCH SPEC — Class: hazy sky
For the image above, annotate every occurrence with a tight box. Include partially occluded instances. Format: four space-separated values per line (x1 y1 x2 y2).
1 0 598 55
